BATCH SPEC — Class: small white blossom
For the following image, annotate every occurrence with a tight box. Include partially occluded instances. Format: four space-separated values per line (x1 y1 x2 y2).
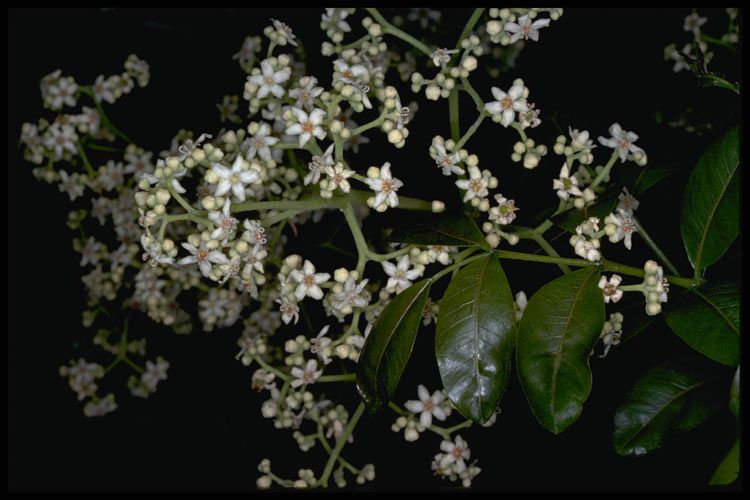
554 163 583 200
489 194 519 225
141 356 169 391
598 123 646 163
208 199 239 242
285 108 327 147
323 162 354 193
485 83 528 127
431 143 464 176
405 385 447 428
333 58 367 84
366 162 403 210
431 47 459 67
247 59 291 99
684 12 707 36
504 14 551 43
604 209 637 250
45 123 78 160
305 144 334 185
289 76 324 112
291 359 322 388
382 255 422 294
598 274 623 303
271 18 298 46
58 170 84 201
289 260 330 301
179 242 230 277
455 166 490 202
439 435 471 473
244 123 279 162
211 154 259 202
310 326 333 365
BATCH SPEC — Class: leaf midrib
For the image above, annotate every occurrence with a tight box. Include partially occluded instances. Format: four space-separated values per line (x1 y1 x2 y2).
618 377 709 453
548 268 597 430
691 154 739 271
693 287 739 335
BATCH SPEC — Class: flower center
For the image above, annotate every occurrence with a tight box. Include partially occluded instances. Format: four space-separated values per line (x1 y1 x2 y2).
303 274 315 286
452 447 464 459
381 180 394 193
470 180 484 192
501 96 513 109
302 121 314 133
197 249 208 262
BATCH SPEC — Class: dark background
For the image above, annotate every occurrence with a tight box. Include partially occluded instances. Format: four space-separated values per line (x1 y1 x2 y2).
8 7 742 492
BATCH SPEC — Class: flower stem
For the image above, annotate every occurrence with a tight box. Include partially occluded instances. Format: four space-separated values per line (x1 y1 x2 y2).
76 142 96 177
454 111 487 150
317 402 365 487
317 373 356 383
342 202 370 275
631 215 680 276
449 89 460 142
366 8 433 58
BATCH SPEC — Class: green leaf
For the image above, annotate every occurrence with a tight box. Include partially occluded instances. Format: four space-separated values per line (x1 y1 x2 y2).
665 283 740 366
552 187 619 234
680 126 740 272
387 212 489 248
516 267 604 434
633 166 679 196
729 366 739 418
435 255 516 424
710 438 740 485
356 279 431 412
613 362 720 456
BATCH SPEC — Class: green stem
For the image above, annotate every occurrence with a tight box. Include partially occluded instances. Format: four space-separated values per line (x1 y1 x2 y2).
317 402 365 487
699 33 737 53
494 250 695 288
342 203 370 275
76 142 96 177
449 89 460 142
529 232 570 274
366 8 433 57
350 110 387 137
454 111 487 150
430 251 489 282
255 356 291 382
631 215 680 276
589 152 619 190
317 373 356 383
86 143 124 153
454 9 485 52
460 77 485 112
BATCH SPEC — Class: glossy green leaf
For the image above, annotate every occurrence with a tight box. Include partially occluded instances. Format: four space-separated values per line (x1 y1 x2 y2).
553 187 619 234
729 366 739 418
387 212 489 248
356 279 431 412
614 363 720 456
680 126 739 272
435 255 516 424
517 267 604 434
665 283 740 366
710 438 740 485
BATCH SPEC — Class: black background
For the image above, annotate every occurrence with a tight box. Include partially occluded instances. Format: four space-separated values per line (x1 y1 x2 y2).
8 7 742 492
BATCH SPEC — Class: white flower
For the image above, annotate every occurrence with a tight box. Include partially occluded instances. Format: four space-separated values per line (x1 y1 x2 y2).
79 237 103 267
404 385 447 428
271 18 298 46
617 188 640 215
211 154 259 202
178 242 230 277
366 162 403 210
92 74 115 104
504 14 551 43
208 199 239 242
382 255 422 294
58 170 84 201
439 435 471 473
455 166 490 202
247 59 291 99
459 463 482 488
684 12 707 36
604 209 637 250
244 123 279 162
553 162 583 200
598 274 623 303
489 194 519 225
310 326 333 365
289 76 324 112
305 143 334 185
571 235 601 262
514 291 527 321
45 123 78 160
323 162 354 193
47 76 78 110
569 127 595 150
242 219 267 249
598 123 646 162
331 276 370 315
290 260 330 301
285 108 327 147
291 359 322 388
333 58 367 84
83 394 117 417
276 297 300 325
141 357 169 391
485 83 528 127
431 143 464 176
431 47 459 67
